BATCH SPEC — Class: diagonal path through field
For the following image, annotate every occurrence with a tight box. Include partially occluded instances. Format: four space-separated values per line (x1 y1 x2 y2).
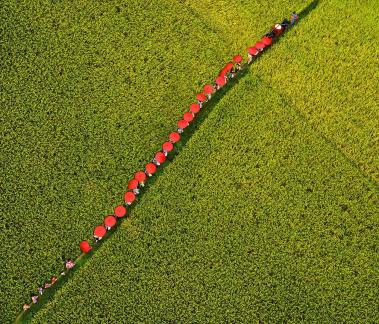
15 3 322 322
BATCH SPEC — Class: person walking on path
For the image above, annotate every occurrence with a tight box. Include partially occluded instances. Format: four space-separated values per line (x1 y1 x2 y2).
290 12 299 25
65 258 75 270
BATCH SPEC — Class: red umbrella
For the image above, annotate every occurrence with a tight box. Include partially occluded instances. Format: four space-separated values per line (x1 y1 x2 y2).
225 62 234 72
169 132 180 143
104 215 117 229
190 103 200 114
178 119 189 130
216 76 226 86
145 162 157 175
196 93 207 102
124 191 136 205
219 68 228 77
135 171 147 184
155 152 166 164
162 141 174 153
114 205 127 218
255 41 265 50
248 47 258 55
80 241 92 253
233 55 242 63
262 36 272 46
94 225 106 238
203 84 214 95
183 112 194 122
128 179 138 190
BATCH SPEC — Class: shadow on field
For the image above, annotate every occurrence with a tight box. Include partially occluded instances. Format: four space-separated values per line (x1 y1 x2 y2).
16 1 319 323
299 0 319 19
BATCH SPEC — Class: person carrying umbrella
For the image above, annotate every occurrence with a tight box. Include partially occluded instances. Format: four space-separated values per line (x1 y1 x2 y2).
114 205 127 218
177 119 189 134
124 191 136 205
93 225 107 242
215 75 226 90
80 240 92 253
134 171 147 187
104 215 117 231
233 55 243 71
196 93 207 108
153 152 166 166
169 132 181 144
290 12 299 25
247 47 259 64
203 84 214 100
145 162 157 177
37 286 43 295
272 23 283 36
162 141 174 156
128 178 140 195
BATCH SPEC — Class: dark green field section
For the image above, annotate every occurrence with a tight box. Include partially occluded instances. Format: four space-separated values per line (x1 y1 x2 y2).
32 73 378 322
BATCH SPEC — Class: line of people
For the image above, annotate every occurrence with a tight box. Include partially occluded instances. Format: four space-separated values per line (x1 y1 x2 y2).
21 11 299 313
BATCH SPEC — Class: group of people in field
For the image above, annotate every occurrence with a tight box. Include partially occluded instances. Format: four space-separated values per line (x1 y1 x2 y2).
23 259 74 311
21 11 299 314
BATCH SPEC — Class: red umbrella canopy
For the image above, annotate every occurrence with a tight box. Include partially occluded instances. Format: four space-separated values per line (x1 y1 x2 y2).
104 215 117 228
80 241 92 253
169 132 181 143
114 205 127 218
183 112 194 122
219 68 228 77
189 103 200 114
233 54 242 63
203 84 214 95
124 191 136 204
135 171 147 183
248 47 259 55
94 225 106 238
145 162 157 174
155 152 166 164
162 141 174 152
216 76 226 86
225 62 234 72
255 41 265 49
196 93 207 102
262 36 273 46
128 179 139 190
178 119 189 129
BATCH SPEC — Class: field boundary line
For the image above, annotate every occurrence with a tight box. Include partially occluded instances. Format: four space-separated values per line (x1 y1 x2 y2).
253 73 379 189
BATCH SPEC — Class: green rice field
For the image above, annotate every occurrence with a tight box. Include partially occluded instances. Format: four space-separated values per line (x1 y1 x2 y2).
1 0 378 322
